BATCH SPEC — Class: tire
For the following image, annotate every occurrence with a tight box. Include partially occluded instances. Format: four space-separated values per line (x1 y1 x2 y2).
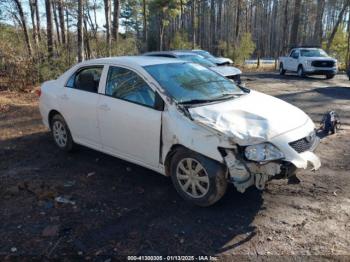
50 114 74 152
279 63 286 75
326 74 335 79
170 148 227 207
297 65 305 77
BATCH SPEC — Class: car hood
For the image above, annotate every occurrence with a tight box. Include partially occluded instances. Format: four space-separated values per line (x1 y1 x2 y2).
188 90 312 145
210 66 241 77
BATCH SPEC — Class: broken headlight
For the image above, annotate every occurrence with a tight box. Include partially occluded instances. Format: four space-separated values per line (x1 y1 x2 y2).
245 143 284 162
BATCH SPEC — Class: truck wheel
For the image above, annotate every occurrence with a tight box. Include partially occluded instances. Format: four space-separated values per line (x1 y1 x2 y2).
279 63 286 75
50 114 74 152
170 148 227 207
297 66 305 78
326 74 335 79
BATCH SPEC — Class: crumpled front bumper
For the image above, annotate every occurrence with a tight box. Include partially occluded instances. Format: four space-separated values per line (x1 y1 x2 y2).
223 119 321 193
270 119 321 171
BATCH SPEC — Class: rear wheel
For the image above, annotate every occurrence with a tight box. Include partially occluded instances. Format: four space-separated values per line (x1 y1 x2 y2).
170 148 227 207
50 114 74 152
279 63 286 75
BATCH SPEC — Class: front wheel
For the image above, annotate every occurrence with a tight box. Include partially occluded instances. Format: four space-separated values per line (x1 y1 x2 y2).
326 74 335 79
170 148 227 207
297 66 305 77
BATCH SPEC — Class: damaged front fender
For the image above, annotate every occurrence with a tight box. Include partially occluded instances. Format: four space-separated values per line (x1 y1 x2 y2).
223 148 282 192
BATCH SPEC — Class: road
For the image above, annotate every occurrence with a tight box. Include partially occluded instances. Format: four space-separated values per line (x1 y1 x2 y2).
0 72 349 259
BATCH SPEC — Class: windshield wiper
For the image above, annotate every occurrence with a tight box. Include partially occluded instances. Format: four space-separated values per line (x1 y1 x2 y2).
178 93 243 105
213 93 244 100
178 99 216 105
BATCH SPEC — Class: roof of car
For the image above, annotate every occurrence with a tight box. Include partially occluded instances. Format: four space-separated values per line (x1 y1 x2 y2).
143 51 198 57
81 56 184 67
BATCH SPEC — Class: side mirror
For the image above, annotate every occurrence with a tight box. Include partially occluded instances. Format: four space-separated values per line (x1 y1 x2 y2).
154 92 165 111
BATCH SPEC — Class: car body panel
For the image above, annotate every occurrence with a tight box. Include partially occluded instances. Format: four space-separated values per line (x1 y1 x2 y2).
188 90 309 145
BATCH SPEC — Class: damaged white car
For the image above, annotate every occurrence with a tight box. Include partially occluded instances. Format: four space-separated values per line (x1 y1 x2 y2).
39 56 321 206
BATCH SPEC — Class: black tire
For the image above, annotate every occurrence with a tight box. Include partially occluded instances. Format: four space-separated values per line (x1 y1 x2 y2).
170 148 227 207
326 74 335 79
279 63 286 75
50 114 74 152
297 65 305 77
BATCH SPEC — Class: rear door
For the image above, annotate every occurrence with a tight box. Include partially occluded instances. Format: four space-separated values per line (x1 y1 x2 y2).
97 65 163 169
59 66 104 148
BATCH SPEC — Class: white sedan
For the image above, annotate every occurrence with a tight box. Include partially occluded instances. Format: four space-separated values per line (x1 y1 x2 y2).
39 56 321 206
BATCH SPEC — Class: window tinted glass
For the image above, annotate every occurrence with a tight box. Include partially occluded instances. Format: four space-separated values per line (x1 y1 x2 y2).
300 49 328 57
144 62 243 103
106 66 155 108
66 67 102 93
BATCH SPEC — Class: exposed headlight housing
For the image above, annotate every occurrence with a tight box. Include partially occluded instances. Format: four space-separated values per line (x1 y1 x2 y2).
245 143 284 162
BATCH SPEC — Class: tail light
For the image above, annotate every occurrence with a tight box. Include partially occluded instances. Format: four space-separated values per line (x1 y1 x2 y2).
35 88 41 97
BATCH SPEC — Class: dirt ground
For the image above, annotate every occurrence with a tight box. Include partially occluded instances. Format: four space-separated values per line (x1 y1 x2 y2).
1 72 350 260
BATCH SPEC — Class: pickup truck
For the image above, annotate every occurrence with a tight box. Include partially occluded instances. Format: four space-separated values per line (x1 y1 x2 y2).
279 48 337 79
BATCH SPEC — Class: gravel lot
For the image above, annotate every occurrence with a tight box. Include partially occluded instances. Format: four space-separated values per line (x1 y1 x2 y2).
1 72 349 259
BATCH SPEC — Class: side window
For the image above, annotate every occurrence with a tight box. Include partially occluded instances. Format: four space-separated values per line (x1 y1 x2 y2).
291 51 299 59
66 66 103 93
290 50 295 57
106 66 156 108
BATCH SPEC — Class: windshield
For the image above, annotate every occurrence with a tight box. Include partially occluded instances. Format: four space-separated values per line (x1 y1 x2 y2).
178 54 216 67
144 62 243 104
300 49 328 57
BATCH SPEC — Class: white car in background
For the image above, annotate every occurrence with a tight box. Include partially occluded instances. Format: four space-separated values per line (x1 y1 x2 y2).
185 49 233 66
143 51 242 84
279 47 337 79
39 56 321 206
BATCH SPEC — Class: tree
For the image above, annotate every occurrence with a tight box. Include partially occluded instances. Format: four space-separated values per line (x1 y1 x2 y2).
104 0 112 56
78 0 84 61
57 0 66 45
112 0 120 42
149 0 181 51
45 0 54 59
29 0 39 47
13 0 32 56
314 0 325 45
289 0 302 47
142 0 147 48
326 0 350 52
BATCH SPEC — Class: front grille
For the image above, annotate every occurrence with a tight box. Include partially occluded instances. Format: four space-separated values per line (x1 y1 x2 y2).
289 137 314 153
311 60 335 67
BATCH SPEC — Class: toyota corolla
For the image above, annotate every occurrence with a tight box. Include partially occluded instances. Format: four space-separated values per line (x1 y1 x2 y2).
39 56 321 206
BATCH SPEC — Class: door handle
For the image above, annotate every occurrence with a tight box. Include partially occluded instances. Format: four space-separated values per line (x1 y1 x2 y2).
60 94 69 100
99 104 110 111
